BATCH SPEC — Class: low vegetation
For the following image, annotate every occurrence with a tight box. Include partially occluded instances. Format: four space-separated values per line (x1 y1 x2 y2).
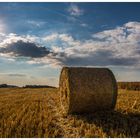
118 82 140 91
0 87 140 138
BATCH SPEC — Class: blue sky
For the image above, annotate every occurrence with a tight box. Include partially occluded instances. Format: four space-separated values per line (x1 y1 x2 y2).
0 2 140 86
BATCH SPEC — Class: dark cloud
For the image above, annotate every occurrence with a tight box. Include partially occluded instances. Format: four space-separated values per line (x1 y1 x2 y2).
0 40 51 58
109 58 138 66
58 50 138 67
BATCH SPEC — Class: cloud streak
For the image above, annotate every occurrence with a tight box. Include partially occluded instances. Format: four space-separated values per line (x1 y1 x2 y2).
0 73 26 77
27 20 47 28
7 73 26 77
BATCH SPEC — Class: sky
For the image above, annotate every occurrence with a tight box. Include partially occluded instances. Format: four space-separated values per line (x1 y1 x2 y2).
0 2 140 87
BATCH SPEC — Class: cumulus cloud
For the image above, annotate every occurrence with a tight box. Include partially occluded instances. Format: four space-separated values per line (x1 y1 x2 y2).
0 21 140 68
0 40 50 58
41 21 140 67
68 4 84 16
92 21 140 59
0 34 51 58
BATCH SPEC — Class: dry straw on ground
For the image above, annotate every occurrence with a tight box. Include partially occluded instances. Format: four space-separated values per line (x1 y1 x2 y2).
59 67 118 114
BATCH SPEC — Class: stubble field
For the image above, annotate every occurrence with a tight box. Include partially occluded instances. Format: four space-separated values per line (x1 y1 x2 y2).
0 88 140 138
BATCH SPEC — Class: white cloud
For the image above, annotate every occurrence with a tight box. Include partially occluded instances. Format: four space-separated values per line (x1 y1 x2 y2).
68 4 84 16
92 21 140 59
43 33 58 42
43 33 80 47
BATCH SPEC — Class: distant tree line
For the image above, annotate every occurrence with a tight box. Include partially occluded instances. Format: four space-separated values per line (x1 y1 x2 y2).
118 82 140 91
23 85 56 88
0 84 56 88
0 84 18 88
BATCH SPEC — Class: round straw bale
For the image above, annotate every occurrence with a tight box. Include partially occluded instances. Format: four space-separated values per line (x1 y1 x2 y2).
59 67 118 114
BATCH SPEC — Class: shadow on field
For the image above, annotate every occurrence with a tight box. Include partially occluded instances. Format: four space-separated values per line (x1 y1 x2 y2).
75 110 140 137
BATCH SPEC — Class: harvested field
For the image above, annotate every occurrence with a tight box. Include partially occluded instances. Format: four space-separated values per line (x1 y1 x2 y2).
0 88 140 138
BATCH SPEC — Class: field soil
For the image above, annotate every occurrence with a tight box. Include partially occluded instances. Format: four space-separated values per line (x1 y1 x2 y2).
0 88 140 138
